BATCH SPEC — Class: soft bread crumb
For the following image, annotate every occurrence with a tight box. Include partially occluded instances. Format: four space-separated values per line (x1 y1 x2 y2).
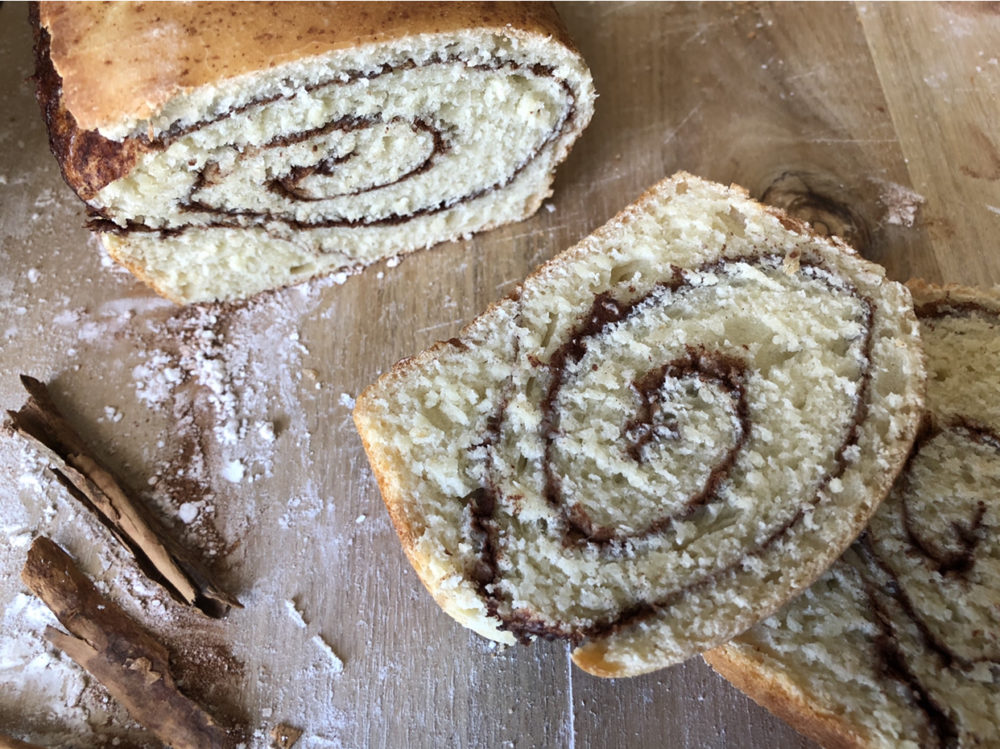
40 4 595 303
706 282 1000 746
354 172 925 677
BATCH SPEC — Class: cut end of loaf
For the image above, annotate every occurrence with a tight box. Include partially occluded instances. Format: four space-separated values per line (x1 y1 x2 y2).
354 171 926 677
34 2 596 303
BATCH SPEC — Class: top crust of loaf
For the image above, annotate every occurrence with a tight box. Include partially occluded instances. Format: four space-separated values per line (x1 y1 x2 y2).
38 1 574 137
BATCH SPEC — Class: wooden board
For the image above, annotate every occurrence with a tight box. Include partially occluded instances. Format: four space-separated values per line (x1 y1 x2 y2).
2 3 999 747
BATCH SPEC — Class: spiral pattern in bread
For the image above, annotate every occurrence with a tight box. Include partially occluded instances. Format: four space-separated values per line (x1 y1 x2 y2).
354 173 925 677
33 2 594 302
706 282 1000 747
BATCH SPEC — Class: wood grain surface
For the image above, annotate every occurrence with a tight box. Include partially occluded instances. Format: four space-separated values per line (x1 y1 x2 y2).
1 3 999 748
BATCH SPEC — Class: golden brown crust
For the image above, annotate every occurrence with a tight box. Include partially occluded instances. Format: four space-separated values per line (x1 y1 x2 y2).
30 2 145 201
38 2 573 134
570 647 628 678
703 646 868 749
906 277 1000 311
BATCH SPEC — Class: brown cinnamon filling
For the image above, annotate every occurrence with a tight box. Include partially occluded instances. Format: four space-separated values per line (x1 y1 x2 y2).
900 422 991 578
265 116 447 202
857 534 963 747
914 299 997 320
549 344 751 546
468 255 877 644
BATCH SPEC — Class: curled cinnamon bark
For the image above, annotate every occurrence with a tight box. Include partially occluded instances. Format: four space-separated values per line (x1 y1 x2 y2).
6 374 240 617
21 536 232 749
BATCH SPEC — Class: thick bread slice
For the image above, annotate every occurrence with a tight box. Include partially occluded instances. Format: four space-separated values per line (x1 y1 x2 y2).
705 281 1000 746
31 2 595 303
353 172 925 677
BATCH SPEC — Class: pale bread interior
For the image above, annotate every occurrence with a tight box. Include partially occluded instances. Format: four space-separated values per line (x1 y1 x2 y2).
93 30 594 302
706 282 1000 746
354 173 925 677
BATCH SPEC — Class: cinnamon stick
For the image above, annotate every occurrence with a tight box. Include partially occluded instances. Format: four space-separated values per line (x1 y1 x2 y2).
6 374 240 617
270 723 304 748
21 536 232 749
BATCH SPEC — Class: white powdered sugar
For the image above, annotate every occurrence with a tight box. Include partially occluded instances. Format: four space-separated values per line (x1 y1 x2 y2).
284 599 309 630
874 178 926 227
178 501 200 524
131 307 242 446
257 421 276 443
133 352 184 408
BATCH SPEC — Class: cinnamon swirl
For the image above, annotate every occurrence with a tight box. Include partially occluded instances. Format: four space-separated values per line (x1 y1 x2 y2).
31 2 594 302
353 173 925 677
706 281 1000 747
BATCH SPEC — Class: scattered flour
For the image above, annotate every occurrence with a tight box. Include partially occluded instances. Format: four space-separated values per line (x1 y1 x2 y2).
873 179 925 227
101 405 123 423
222 459 246 483
257 421 275 443
178 502 199 524
311 634 345 674
284 599 309 630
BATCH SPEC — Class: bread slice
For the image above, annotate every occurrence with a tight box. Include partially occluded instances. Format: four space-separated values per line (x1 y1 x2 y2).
705 281 1000 746
353 172 925 677
31 2 595 303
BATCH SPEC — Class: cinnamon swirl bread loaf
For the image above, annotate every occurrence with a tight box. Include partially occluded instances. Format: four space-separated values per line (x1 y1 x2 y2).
353 173 926 677
705 282 1000 747
31 2 594 303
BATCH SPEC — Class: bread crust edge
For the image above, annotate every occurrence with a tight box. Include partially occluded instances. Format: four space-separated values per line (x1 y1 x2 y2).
702 646 867 749
37 2 578 136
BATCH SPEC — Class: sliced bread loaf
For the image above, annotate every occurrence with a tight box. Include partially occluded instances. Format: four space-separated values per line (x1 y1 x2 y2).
32 2 594 302
354 172 925 677
705 281 1000 746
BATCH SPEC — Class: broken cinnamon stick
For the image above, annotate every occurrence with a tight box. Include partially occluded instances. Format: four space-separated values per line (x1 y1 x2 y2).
6 374 240 617
21 536 232 749
270 723 304 748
